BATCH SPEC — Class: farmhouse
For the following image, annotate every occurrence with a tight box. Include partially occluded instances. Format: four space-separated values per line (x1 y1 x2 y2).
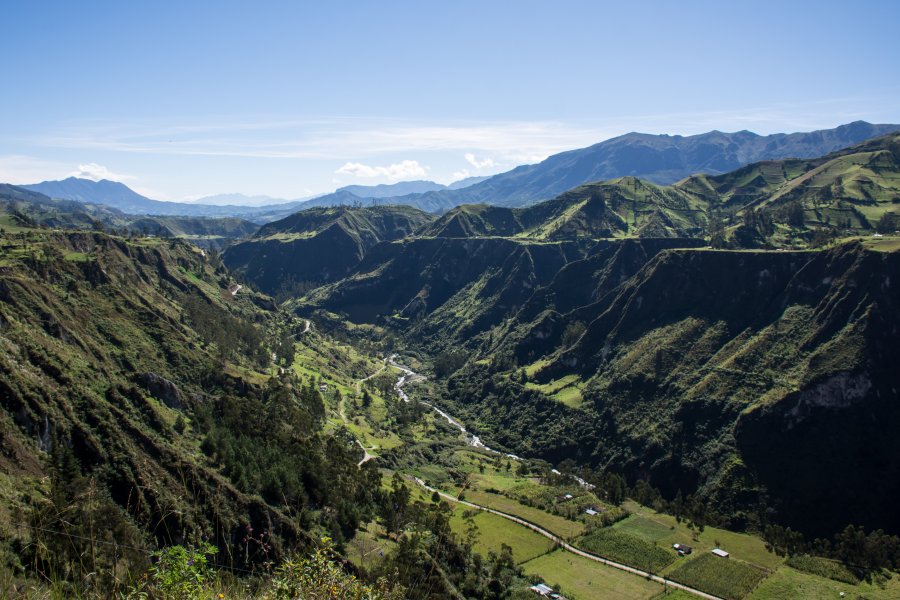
673 543 692 555
584 508 599 516
712 548 730 558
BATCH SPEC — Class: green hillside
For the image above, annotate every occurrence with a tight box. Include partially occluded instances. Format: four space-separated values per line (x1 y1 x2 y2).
222 205 434 298
0 225 388 580
421 132 900 247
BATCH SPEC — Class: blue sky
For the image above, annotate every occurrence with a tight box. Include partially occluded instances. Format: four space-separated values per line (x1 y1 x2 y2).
1 0 898 201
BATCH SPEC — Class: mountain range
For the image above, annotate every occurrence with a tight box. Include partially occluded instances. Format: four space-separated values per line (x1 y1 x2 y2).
20 122 898 219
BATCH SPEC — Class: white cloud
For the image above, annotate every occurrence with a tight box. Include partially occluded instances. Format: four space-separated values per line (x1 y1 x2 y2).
68 162 134 182
464 153 496 169
335 159 428 180
451 168 471 181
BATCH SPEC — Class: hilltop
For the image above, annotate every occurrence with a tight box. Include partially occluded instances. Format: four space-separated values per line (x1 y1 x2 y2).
222 204 434 298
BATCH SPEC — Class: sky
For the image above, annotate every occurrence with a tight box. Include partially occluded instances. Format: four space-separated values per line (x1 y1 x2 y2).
1 0 898 202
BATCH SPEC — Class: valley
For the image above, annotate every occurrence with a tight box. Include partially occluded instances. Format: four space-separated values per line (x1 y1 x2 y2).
1 128 899 599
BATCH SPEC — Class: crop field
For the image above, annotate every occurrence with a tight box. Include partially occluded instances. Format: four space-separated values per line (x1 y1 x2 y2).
668 553 768 600
522 549 663 600
450 506 554 564
577 528 675 573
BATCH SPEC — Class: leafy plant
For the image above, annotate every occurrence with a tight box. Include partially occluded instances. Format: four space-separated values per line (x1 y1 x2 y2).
149 542 217 599
267 538 404 600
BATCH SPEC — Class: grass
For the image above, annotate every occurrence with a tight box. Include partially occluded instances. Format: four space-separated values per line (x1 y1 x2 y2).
346 522 397 571
577 528 675 573
461 489 585 540
450 506 554 564
613 516 677 542
668 553 768 600
522 549 663 600
622 501 783 571
748 566 900 600
783 555 859 585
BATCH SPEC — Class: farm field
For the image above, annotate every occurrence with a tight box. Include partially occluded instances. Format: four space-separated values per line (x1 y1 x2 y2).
449 505 555 564
522 549 663 600
621 501 783 571
668 553 768 600
576 528 675 573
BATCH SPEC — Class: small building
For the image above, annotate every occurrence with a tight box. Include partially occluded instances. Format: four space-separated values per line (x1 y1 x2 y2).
712 548 730 558
530 583 554 596
585 508 599 516
563 493 573 500
673 543 692 555
319 384 328 392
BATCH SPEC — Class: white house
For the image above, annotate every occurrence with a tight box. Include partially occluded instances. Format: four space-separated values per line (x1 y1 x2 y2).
712 548 729 558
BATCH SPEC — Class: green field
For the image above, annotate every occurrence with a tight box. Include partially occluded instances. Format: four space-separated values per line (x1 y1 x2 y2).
748 566 900 600
523 550 663 600
613 515 677 542
462 489 585 539
577 528 675 573
668 553 768 600
450 506 554 564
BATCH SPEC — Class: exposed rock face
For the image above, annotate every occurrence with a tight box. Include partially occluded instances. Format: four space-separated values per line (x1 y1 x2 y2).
139 373 184 410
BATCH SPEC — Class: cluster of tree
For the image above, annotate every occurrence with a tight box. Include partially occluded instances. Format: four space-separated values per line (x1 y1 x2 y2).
25 445 149 596
876 211 898 233
371 474 526 599
763 523 900 577
433 348 467 378
183 293 268 365
196 375 380 544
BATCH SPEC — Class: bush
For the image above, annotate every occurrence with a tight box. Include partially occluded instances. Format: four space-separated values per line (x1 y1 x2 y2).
149 542 217 600
266 538 404 600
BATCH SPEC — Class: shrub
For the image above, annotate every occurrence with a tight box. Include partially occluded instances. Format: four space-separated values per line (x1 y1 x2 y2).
149 542 217 600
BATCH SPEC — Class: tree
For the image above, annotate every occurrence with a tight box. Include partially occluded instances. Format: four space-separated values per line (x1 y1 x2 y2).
561 321 587 347
708 211 727 248
876 211 897 233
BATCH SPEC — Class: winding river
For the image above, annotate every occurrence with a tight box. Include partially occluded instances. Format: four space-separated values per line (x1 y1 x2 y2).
390 354 572 468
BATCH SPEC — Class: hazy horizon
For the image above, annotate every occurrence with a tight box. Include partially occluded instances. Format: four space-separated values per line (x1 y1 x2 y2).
2 0 898 201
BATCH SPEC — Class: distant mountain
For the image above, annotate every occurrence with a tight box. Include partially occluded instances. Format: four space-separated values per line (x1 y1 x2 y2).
296 178 489 212
20 178 309 221
190 192 289 206
354 121 900 211
337 180 445 198
1 183 259 249
446 175 490 190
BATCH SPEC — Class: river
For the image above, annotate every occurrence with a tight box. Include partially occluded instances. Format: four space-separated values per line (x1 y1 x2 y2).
388 354 594 490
